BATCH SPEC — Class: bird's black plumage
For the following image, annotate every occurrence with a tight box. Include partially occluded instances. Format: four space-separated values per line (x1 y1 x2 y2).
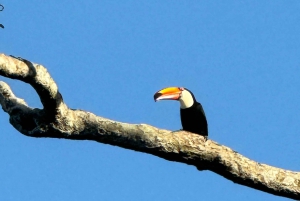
180 101 208 136
179 88 208 136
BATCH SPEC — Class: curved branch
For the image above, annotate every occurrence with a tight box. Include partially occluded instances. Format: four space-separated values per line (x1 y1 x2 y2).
0 53 299 200
0 55 66 118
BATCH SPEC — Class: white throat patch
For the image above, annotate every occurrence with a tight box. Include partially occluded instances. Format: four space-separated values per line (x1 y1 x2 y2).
179 90 194 109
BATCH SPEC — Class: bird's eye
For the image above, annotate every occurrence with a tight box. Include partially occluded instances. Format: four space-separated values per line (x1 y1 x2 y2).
179 87 184 91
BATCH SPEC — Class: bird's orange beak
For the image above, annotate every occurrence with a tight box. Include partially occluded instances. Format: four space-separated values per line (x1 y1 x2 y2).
154 87 182 101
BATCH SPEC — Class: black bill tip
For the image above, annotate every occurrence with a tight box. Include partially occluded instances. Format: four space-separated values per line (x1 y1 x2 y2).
154 92 162 102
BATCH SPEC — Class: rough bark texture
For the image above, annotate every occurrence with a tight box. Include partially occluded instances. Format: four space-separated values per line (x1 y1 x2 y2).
0 53 299 200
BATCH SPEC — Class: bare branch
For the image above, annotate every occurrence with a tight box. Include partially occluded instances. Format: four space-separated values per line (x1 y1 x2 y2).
0 53 299 200
0 81 40 134
0 54 66 117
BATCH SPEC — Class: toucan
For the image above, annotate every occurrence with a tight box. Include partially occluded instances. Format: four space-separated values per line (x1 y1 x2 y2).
154 87 208 136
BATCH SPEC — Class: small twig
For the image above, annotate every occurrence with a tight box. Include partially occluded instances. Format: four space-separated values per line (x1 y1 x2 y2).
0 4 4 28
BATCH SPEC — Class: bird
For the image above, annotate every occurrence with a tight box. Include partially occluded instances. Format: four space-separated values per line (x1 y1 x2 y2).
154 87 208 136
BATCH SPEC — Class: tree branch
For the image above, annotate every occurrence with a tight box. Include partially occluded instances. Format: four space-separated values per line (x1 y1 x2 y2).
0 53 299 200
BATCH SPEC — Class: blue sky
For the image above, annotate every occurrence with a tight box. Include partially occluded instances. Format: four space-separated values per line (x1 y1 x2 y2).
1 1 300 200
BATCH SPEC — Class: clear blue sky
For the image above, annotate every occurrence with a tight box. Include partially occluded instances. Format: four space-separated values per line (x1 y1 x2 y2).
1 1 300 200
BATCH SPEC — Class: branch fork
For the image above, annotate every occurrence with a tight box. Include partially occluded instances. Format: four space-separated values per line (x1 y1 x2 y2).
0 53 299 200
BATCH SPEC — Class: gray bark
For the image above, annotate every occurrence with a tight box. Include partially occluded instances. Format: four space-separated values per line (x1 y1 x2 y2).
0 53 299 200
